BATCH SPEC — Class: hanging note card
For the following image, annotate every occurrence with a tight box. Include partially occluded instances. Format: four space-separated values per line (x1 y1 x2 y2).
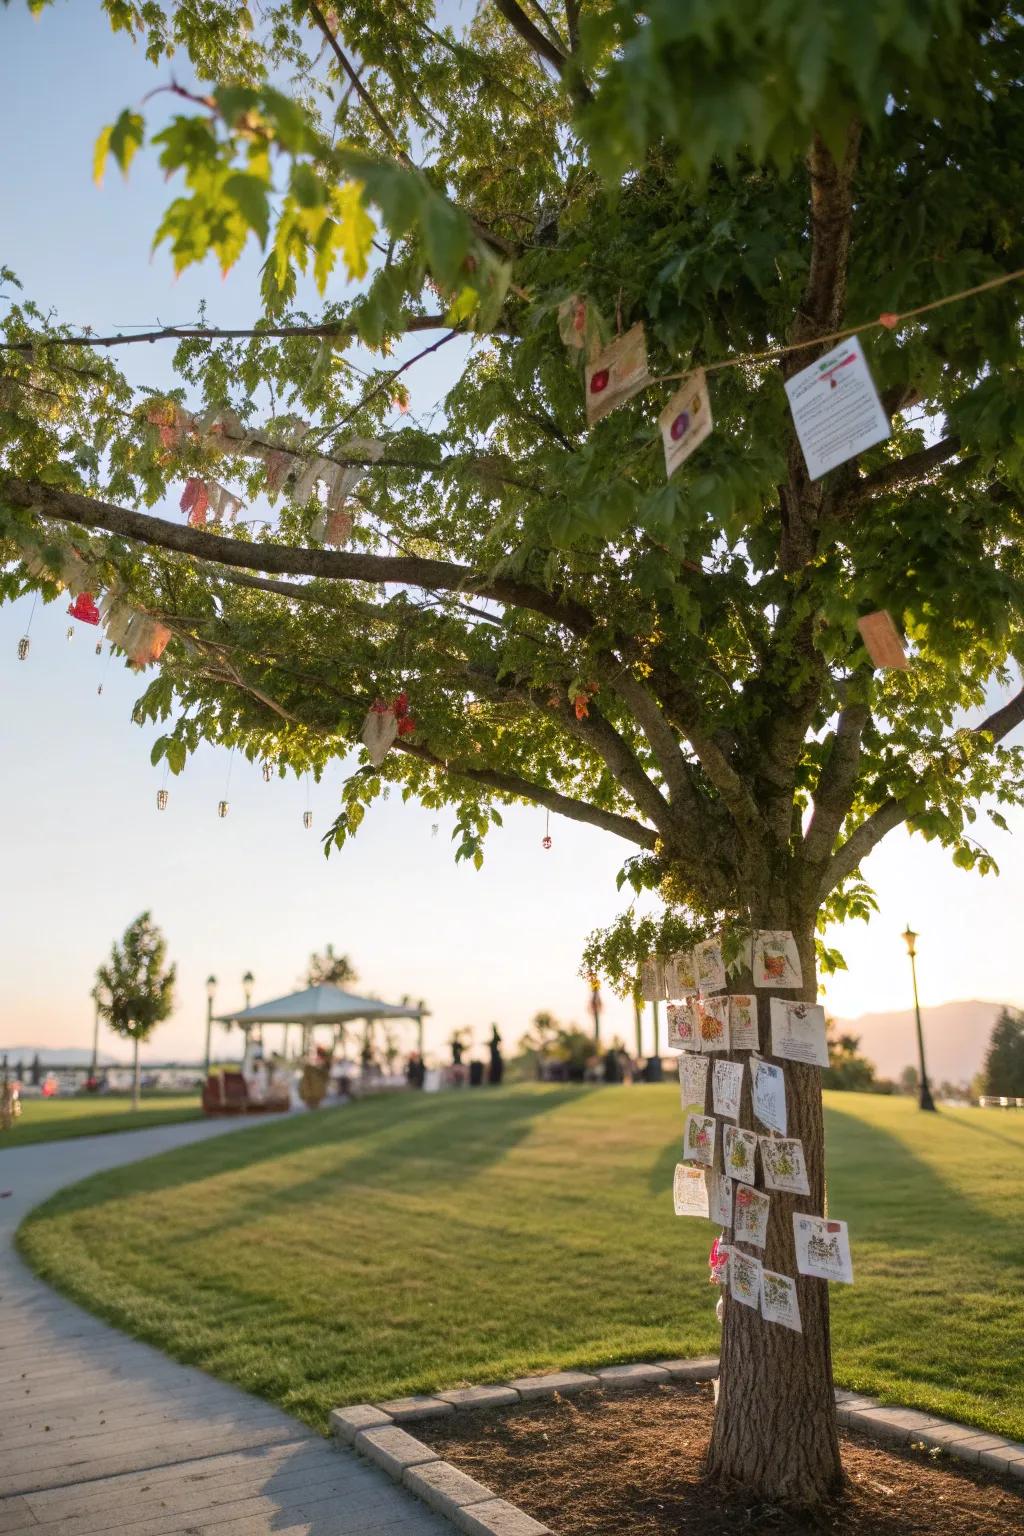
640 955 666 1002
752 931 803 989
679 1053 709 1121
585 323 651 424
666 948 696 997
729 994 759 1050
733 1185 770 1248
729 1250 763 1310
784 334 891 481
659 369 713 477
769 999 829 1068
683 1112 716 1168
697 996 730 1053
793 1215 854 1284
667 1001 697 1052
707 1168 733 1227
673 1162 710 1218
857 610 909 670
761 1269 803 1332
751 1057 788 1134
723 1125 758 1185
712 1059 744 1120
760 1136 810 1196
695 937 727 995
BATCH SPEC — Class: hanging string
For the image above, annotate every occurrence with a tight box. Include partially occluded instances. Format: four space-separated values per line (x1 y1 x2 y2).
542 808 552 850
16 593 38 660
219 747 235 818
97 644 114 695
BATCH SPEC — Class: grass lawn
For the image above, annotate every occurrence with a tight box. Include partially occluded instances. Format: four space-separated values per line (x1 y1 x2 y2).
16 1087 1024 1440
3 1094 202 1146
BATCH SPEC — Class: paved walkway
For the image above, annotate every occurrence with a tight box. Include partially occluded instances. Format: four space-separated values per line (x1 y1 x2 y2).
0 1115 449 1536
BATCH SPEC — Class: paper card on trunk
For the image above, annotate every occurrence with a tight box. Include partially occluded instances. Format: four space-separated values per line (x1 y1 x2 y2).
760 1269 803 1331
733 1184 770 1248
723 1125 758 1185
751 1056 787 1134
729 994 759 1050
706 1168 733 1228
752 930 803 989
669 948 697 995
783 333 891 481
695 937 727 995
696 996 730 1053
585 323 651 424
712 1059 743 1120
667 1001 697 1052
729 1249 763 1310
640 955 666 1002
659 370 713 478
759 1136 810 1196
769 999 829 1068
673 1162 710 1218
857 610 909 670
793 1215 854 1284
679 1053 709 1120
683 1112 716 1167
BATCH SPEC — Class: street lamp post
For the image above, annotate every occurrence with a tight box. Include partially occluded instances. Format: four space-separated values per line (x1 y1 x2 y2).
204 975 217 1076
89 988 100 1081
588 975 602 1047
242 970 256 1049
901 926 937 1112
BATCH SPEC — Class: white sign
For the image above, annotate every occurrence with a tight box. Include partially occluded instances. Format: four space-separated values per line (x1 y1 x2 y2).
729 1250 763 1310
759 1136 810 1196
678 1053 709 1120
733 1185 770 1248
695 937 727 995
667 1001 696 1051
707 1169 733 1227
793 1214 854 1284
752 930 802 989
770 999 829 1068
712 1059 744 1121
723 1125 758 1185
784 334 891 481
659 370 713 477
760 1269 803 1332
729 994 759 1050
673 1162 710 1218
683 1112 716 1167
751 1057 787 1134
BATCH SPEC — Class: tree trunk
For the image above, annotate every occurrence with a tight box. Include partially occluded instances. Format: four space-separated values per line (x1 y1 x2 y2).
705 913 843 1503
132 1037 140 1112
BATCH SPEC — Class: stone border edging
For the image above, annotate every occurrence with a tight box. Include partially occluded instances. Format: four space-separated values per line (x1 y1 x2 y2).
330 1359 1024 1535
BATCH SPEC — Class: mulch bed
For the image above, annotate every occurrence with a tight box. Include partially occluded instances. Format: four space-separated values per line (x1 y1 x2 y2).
427 1382 1024 1536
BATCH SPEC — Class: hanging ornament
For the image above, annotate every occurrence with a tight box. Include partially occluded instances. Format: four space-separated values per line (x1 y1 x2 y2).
180 477 210 527
156 788 169 811
431 823 439 838
17 636 30 661
69 591 101 625
303 810 313 830
584 323 650 425
542 809 552 850
218 800 229 818
659 370 713 479
262 762 273 782
362 699 399 766
66 626 75 641
95 640 103 656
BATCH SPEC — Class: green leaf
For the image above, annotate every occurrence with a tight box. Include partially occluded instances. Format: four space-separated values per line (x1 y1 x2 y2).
223 173 270 246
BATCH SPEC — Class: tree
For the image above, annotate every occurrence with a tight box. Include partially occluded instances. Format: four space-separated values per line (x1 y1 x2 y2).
305 944 358 988
4 0 1024 1506
93 913 176 1109
981 1008 1024 1097
899 1064 921 1096
821 1024 886 1093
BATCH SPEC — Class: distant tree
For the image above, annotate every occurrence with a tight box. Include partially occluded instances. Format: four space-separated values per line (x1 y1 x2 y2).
821 1023 883 1093
982 1009 1024 1097
93 913 176 1110
305 945 358 988
519 1011 561 1061
899 1065 920 1096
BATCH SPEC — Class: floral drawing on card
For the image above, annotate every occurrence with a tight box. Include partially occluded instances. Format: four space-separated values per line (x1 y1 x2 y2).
712 1059 743 1120
683 1112 716 1168
751 1057 787 1134
659 370 713 478
769 999 829 1068
673 1162 710 1218
585 323 650 424
667 1001 696 1052
697 996 730 1053
729 994 759 1050
679 1053 709 1120
793 1215 854 1284
761 1269 803 1332
729 1249 763 1310
723 1125 758 1185
759 1136 810 1196
640 955 666 1002
733 1185 770 1248
752 930 803 989
695 937 727 995
706 1169 733 1228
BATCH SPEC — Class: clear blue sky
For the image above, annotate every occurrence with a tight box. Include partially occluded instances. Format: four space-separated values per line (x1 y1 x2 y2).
2 3 1023 1065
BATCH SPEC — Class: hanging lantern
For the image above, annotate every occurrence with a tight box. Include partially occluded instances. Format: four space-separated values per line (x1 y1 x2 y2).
542 834 553 850
95 641 103 656
68 592 101 626
303 810 313 830
218 800 229 818
542 809 552 849
66 626 75 641
156 788 168 811
431 823 439 838
97 683 104 695
17 636 30 660
262 762 273 782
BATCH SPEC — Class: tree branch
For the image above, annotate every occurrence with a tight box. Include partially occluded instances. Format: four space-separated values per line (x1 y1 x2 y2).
802 700 871 867
0 314 471 355
491 0 592 104
842 436 964 508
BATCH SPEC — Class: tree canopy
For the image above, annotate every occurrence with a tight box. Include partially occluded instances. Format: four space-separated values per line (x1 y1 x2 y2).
982 1007 1024 1097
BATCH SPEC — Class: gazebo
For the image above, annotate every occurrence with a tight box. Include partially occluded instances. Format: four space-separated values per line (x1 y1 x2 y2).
218 983 428 1067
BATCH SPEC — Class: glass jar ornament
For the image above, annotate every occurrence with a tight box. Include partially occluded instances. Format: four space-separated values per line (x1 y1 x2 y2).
17 636 30 661
303 810 313 830
542 834 553 850
262 762 273 782
95 641 103 656
66 626 75 641
156 789 168 811
218 800 229 818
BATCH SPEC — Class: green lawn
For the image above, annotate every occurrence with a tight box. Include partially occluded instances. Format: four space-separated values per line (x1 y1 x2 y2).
16 1087 1024 1441
4 1094 202 1145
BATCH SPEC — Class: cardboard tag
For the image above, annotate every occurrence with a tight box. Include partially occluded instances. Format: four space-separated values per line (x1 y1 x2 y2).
659 370 712 477
759 1136 810 1196
695 937 727 995
857 610 909 670
751 1057 787 1134
729 994 759 1050
733 1185 770 1248
679 1053 709 1120
696 996 730 1053
723 1125 758 1185
729 1250 763 1310
769 999 829 1069
752 930 803 989
783 334 891 480
640 955 666 1002
585 323 651 424
712 1059 744 1120
761 1269 803 1331
683 1112 716 1167
667 1001 697 1051
673 1162 710 1218
793 1214 854 1284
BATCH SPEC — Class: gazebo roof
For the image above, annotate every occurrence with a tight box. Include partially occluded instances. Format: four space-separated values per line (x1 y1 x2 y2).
217 983 425 1027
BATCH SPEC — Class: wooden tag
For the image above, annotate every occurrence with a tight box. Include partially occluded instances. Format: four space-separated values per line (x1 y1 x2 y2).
857 610 908 670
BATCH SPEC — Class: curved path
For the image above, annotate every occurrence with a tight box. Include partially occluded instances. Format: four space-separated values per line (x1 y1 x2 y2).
0 1114 449 1536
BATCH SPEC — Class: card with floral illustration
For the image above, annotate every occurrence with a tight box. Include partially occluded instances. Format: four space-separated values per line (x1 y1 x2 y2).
769 999 829 1068
673 1162 710 1218
679 1053 709 1120
760 1269 803 1331
667 1001 696 1051
706 1169 733 1227
659 370 713 478
759 1136 810 1195
752 930 803 989
695 937 727 995
733 1184 770 1248
585 323 651 424
723 1125 758 1185
665 948 696 997
712 1059 744 1120
640 955 666 1002
697 996 730 1053
729 1249 763 1310
729 993 759 1050
751 1057 787 1134
793 1215 854 1284
683 1112 716 1168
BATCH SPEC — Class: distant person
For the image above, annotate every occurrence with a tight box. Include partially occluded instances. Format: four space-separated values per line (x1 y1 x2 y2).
450 1035 466 1087
603 1047 621 1083
488 1025 504 1086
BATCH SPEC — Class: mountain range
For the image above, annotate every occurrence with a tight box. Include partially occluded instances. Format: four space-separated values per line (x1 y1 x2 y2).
832 999 1008 1085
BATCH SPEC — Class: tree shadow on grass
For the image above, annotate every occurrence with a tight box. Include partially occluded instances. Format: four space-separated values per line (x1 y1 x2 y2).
931 1110 1024 1151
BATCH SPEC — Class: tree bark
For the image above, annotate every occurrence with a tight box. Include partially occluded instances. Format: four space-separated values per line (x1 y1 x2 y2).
705 910 842 1502
132 1037 140 1112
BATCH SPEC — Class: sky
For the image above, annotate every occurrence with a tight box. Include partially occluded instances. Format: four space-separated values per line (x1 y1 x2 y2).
2 4 1023 1066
